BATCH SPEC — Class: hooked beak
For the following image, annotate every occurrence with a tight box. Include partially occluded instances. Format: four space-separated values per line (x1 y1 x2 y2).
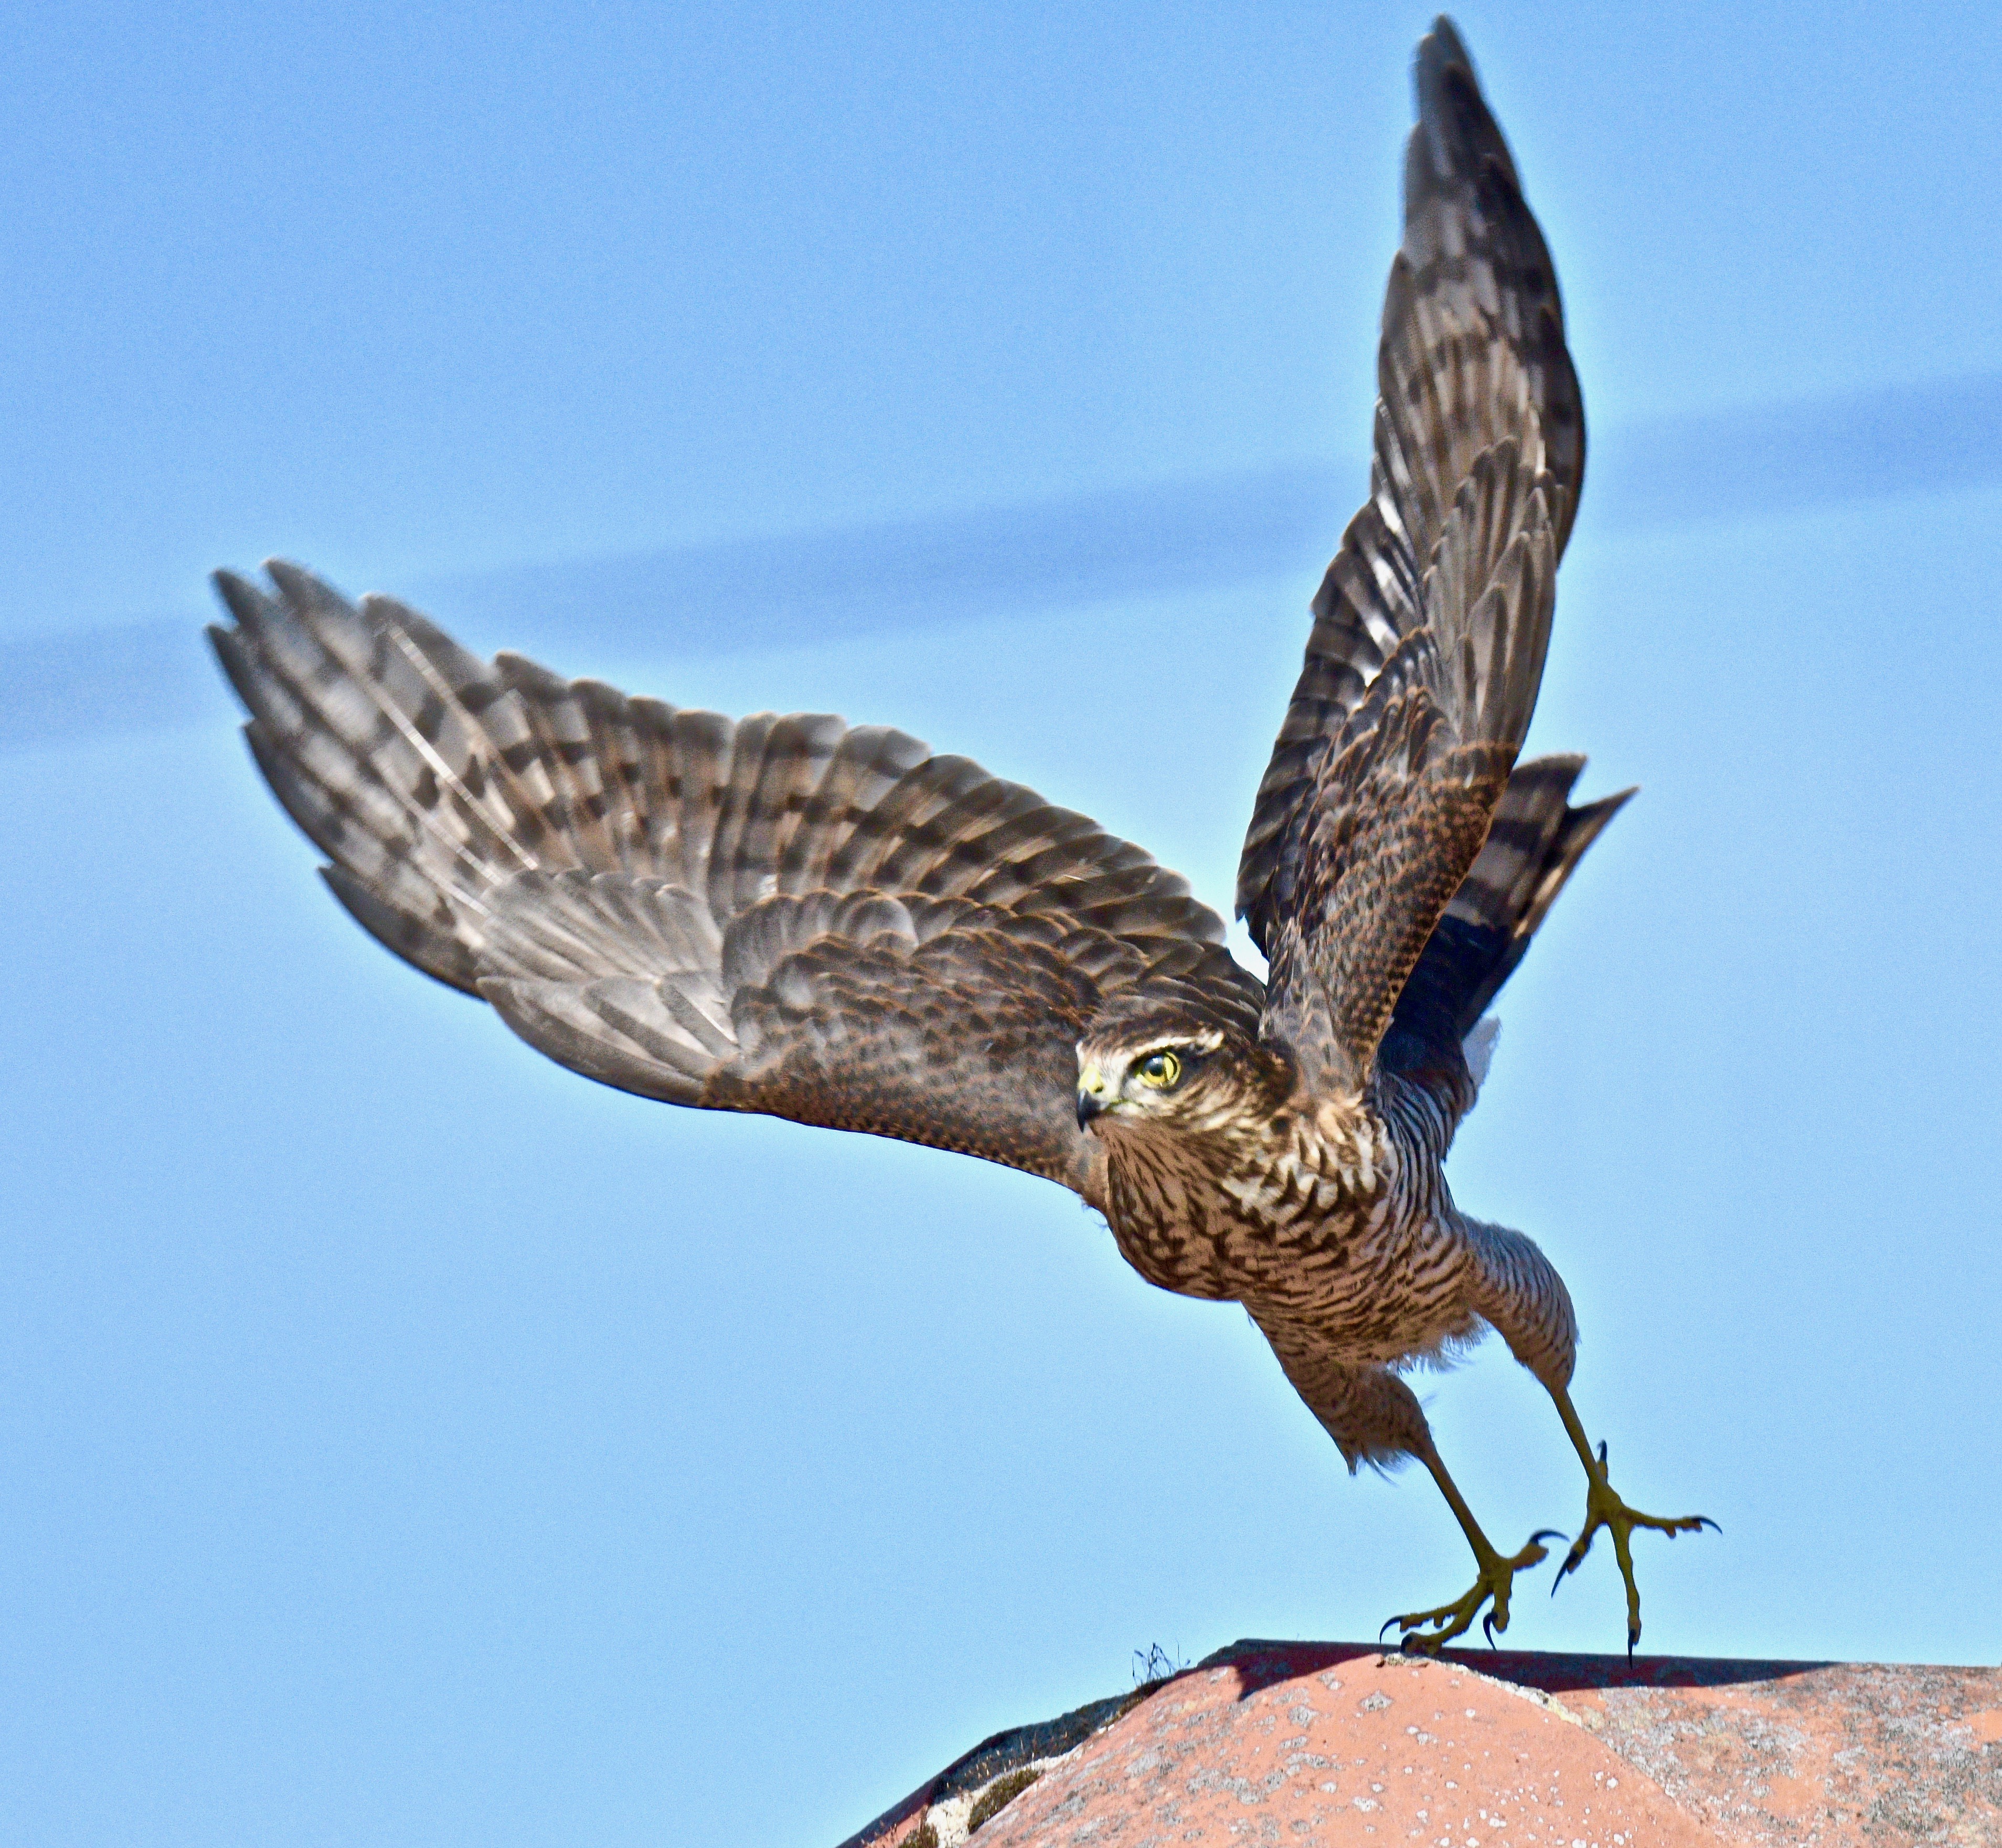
1076 1065 1110 1131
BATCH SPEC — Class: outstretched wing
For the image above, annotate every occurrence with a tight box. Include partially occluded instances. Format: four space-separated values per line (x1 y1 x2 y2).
209 563 1261 1194
1237 19 1586 1095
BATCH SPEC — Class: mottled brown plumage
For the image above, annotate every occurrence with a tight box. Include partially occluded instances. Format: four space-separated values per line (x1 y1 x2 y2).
209 18 1708 1651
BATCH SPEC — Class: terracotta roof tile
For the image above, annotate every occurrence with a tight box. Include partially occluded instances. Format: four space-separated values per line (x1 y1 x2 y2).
842 1640 2002 1845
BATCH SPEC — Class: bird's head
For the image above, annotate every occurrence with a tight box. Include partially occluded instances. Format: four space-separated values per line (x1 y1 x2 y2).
1074 991 1289 1138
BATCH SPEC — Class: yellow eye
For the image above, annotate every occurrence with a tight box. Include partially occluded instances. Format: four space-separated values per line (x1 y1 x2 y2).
1134 1050 1183 1089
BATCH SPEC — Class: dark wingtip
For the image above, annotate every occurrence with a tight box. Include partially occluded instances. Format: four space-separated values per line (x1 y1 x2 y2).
209 568 267 628
1424 17 1472 71
1409 12 1522 217
206 617 264 711
1414 16 1486 136
262 558 320 603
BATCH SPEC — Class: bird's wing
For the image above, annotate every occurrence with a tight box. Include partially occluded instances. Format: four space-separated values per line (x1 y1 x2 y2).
1376 755 1631 1085
209 564 1261 1195
1236 19 1583 1094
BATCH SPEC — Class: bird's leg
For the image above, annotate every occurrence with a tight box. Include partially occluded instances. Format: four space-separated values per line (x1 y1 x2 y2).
1240 1322 1557 1655
1382 1436 1562 1654
1545 1382 1716 1652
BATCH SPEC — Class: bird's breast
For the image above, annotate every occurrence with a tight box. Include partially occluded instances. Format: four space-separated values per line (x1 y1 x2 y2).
1101 1103 1420 1305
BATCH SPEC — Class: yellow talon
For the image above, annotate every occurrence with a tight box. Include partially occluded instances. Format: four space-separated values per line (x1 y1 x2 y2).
1552 1438 1717 1653
1382 1530 1561 1653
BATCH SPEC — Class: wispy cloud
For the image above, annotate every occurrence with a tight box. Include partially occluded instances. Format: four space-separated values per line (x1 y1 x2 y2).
8 370 2000 755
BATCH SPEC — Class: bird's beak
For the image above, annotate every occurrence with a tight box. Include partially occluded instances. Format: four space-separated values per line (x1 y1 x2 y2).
1077 1066 1109 1130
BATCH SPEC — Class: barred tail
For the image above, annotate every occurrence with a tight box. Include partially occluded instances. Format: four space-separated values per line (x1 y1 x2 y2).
1380 754 1631 1077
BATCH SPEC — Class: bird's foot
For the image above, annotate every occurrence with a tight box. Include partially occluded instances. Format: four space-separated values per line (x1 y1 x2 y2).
1380 1530 1562 1654
1551 1440 1717 1654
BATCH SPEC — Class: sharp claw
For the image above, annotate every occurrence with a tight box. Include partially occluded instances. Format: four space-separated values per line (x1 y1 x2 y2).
1379 1615 1401 1643
1482 1612 1498 1649
1563 1433 1709 1649
1529 1528 1566 1550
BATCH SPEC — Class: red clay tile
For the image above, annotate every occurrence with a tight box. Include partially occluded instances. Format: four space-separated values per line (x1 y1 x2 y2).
843 1640 2002 1846
965 1644 1708 1847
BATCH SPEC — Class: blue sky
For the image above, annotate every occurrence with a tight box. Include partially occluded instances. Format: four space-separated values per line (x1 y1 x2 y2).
4 3 2000 1843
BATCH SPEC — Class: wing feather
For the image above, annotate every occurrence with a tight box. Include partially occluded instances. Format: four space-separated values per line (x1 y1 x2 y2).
1237 19 1590 1093
1378 757 1634 1087
210 565 1259 1193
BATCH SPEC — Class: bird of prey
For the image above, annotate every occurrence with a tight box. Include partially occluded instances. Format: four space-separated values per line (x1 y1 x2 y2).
209 17 1709 1652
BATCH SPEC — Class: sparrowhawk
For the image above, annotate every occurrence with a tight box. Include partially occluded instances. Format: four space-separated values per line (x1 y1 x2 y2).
210 17 1711 1652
